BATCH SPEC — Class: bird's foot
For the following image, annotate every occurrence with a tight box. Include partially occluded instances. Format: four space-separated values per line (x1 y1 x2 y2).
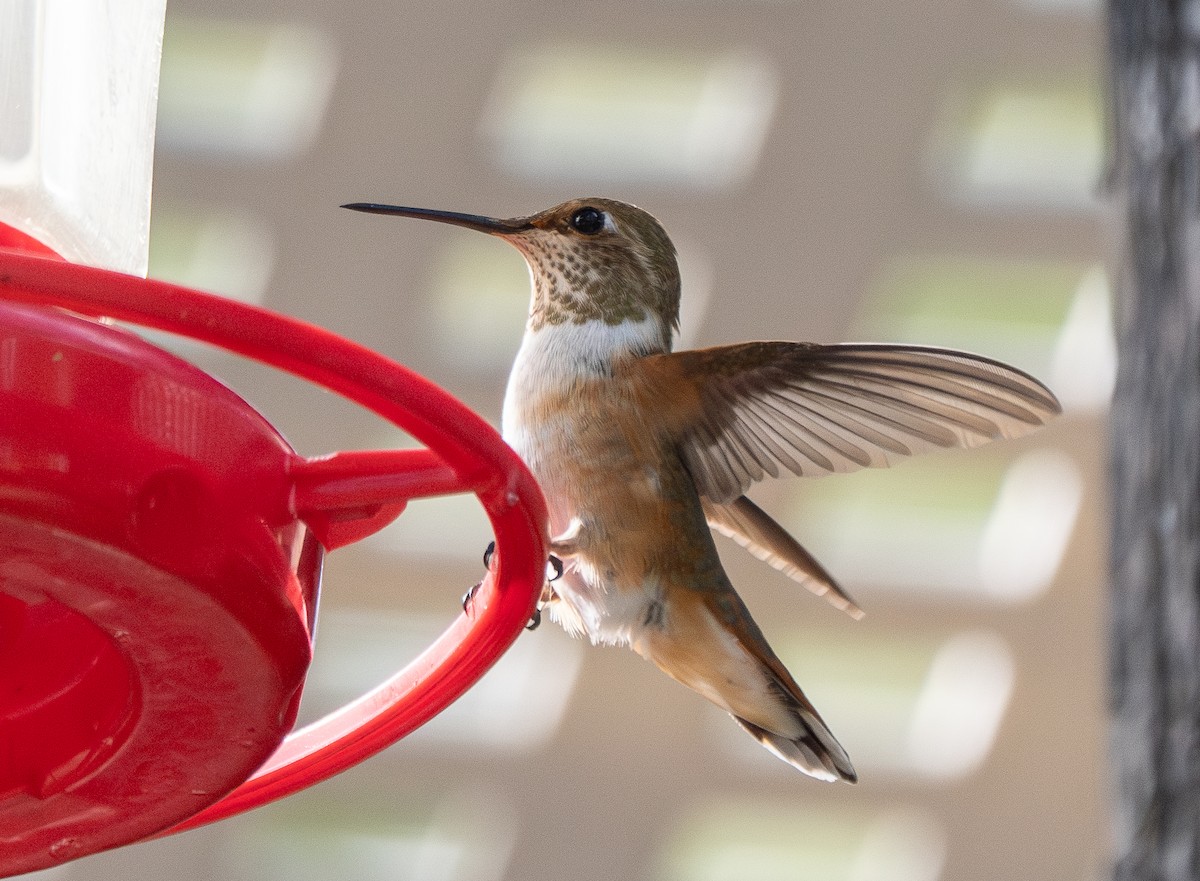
468 541 562 629
485 537 563 584
462 541 498 617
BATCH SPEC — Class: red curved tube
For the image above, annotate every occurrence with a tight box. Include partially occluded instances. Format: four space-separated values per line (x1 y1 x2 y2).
0 246 548 832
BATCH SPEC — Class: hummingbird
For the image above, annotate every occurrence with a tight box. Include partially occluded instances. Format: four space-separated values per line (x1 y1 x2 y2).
343 197 1061 782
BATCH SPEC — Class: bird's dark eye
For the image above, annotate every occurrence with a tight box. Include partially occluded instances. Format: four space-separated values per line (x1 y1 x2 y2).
569 207 606 235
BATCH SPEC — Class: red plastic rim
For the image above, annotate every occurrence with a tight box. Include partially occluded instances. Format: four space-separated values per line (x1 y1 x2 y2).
0 244 548 833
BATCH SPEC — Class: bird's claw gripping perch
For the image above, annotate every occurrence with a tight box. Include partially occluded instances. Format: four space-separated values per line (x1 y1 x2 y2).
461 583 479 614
467 540 562 630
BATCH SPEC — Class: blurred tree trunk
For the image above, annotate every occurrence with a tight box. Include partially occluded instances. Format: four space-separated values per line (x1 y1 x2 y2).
1108 2 1200 879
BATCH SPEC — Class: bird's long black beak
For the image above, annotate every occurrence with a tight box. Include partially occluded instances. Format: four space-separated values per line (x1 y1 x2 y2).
341 203 530 235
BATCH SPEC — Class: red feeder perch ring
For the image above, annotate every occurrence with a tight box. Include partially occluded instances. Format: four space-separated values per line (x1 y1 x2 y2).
0 240 548 876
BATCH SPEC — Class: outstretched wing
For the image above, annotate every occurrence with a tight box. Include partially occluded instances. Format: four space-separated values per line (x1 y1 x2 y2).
638 342 1061 504
702 495 863 619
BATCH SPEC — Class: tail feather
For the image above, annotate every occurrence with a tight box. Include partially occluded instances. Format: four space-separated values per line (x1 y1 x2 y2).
712 591 857 783
634 585 858 783
733 712 857 783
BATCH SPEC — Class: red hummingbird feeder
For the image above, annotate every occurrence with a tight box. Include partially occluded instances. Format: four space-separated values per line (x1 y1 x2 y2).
0 6 547 874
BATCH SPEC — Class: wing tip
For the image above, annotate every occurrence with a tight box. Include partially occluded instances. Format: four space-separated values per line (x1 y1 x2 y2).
808 578 865 620
774 563 865 619
705 496 866 619
826 341 1064 422
841 600 867 621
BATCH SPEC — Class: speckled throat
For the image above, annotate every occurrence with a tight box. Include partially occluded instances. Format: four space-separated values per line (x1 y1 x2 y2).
512 230 672 338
